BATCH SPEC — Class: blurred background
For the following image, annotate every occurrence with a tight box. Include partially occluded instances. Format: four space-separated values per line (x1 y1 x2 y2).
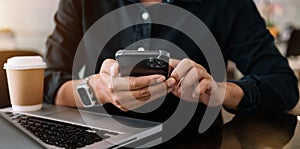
0 0 299 81
0 0 59 54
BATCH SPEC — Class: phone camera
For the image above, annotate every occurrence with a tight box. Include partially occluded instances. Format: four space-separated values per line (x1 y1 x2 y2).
147 58 167 69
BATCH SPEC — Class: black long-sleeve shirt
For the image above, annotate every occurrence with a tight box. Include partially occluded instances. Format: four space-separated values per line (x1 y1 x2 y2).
44 0 299 138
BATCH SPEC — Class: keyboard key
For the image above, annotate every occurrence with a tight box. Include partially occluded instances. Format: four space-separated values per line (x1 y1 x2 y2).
11 115 20 119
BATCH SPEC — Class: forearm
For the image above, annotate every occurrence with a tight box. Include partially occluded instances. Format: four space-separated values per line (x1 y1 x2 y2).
55 76 110 108
228 73 299 113
55 80 83 107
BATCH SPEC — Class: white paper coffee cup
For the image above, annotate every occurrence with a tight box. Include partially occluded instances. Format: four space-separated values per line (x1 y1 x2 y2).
3 56 46 111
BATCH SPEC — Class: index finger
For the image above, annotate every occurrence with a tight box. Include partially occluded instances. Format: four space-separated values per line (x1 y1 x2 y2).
169 59 180 69
112 75 166 91
170 58 194 82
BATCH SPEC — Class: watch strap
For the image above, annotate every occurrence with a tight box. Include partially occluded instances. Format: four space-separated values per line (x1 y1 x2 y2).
77 75 99 107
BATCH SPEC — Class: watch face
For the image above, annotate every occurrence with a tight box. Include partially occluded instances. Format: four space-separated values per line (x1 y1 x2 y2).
77 88 92 106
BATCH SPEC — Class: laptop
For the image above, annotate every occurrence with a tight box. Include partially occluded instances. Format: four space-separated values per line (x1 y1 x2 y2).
0 104 162 149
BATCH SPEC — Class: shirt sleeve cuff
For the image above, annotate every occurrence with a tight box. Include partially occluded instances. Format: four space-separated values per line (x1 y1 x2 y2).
227 75 262 114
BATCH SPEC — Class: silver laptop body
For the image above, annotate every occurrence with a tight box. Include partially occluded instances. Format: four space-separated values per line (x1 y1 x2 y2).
0 105 162 149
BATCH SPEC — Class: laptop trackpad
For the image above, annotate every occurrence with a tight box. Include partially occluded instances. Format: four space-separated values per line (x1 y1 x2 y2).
47 109 157 133
46 109 107 125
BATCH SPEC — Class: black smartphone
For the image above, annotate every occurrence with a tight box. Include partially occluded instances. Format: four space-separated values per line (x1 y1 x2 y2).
115 50 170 78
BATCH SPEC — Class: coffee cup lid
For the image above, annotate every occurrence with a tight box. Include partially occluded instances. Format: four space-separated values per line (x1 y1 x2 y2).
3 56 46 70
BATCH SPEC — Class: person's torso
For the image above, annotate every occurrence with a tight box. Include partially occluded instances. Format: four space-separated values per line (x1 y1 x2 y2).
79 0 232 140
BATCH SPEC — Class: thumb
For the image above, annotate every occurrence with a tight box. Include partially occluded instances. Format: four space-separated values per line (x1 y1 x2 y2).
111 61 120 77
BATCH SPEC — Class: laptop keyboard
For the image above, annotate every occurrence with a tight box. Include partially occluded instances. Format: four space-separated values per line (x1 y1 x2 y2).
4 112 119 148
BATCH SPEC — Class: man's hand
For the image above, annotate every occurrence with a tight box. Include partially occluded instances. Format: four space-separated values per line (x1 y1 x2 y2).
90 59 176 111
169 58 225 106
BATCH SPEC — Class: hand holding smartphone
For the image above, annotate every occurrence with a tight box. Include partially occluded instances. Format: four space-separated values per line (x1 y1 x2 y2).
115 50 170 78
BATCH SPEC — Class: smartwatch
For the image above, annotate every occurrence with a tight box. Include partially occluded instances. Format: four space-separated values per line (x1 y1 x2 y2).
77 75 97 107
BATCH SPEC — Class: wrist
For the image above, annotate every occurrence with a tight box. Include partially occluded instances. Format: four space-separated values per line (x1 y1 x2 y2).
55 80 81 107
223 82 244 110
87 74 108 105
